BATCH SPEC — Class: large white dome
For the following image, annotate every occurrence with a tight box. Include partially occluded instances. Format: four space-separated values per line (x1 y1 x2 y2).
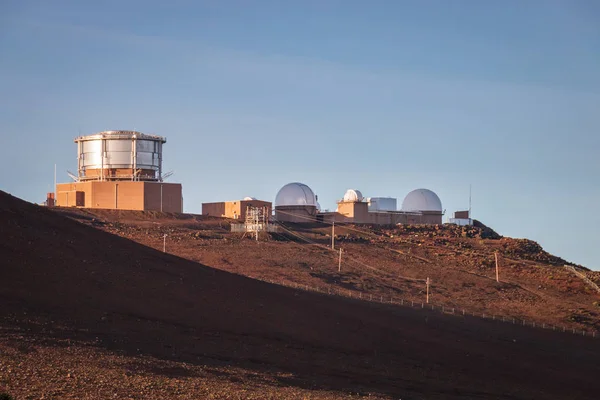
401 189 442 212
343 189 363 202
275 182 318 207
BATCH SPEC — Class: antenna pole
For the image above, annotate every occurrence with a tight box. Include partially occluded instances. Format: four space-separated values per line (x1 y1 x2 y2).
54 164 57 193
469 184 472 218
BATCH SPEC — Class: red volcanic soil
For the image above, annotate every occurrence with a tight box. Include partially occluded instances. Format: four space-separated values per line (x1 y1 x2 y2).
1 191 600 399
55 207 600 333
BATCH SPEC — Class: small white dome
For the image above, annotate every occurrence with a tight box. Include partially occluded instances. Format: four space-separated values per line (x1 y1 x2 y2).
275 182 318 207
401 189 442 212
243 196 257 201
342 189 363 202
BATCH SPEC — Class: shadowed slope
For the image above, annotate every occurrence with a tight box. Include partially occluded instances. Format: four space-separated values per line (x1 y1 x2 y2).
1 191 599 399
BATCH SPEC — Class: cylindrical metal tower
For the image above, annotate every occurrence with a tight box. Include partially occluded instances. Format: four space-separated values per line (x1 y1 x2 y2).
74 130 166 182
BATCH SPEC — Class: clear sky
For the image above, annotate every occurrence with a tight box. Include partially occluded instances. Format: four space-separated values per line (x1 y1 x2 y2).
1 1 599 269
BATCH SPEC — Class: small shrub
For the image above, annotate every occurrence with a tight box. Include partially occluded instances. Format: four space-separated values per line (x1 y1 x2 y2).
0 393 15 400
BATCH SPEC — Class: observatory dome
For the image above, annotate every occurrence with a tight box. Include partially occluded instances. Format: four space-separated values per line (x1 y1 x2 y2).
401 189 442 212
275 182 318 207
243 196 257 201
343 189 363 202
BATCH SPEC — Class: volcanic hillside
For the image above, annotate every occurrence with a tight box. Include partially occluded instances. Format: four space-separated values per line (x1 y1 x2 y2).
1 191 600 399
55 206 600 333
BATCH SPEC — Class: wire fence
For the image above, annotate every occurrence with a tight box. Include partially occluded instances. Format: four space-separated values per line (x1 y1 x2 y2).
248 275 599 339
255 211 600 339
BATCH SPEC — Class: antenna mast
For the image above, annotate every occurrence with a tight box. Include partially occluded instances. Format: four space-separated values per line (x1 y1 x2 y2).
469 184 472 218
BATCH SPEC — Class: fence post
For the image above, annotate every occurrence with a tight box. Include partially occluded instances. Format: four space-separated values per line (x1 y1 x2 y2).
421 303 424 309
401 299 403 305
462 309 465 316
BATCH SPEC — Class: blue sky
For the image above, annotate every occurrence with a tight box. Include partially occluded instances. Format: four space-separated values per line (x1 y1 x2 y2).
1 0 599 269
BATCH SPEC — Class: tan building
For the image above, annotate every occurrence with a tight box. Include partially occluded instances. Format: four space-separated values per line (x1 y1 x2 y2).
56 181 182 212
202 199 272 220
320 200 442 225
53 130 183 213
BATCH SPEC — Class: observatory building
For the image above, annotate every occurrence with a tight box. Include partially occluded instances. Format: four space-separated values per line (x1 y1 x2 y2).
202 197 272 220
274 182 319 222
55 130 183 212
400 189 443 224
318 188 443 225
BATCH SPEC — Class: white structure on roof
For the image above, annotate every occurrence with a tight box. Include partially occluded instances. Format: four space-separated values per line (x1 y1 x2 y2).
243 196 257 201
342 189 364 202
401 189 442 212
274 182 318 207
367 197 397 212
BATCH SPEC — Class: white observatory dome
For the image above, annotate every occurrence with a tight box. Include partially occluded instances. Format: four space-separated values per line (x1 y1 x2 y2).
243 196 257 201
401 189 442 212
275 182 318 207
343 189 363 202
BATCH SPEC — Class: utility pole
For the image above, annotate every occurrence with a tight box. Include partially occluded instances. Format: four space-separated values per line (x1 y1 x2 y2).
495 251 500 282
426 277 430 303
338 248 343 272
163 234 167 253
331 221 335 250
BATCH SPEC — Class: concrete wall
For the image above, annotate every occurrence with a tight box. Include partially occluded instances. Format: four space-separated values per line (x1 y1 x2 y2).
144 182 183 213
55 181 182 212
275 205 317 222
202 202 228 218
318 202 442 225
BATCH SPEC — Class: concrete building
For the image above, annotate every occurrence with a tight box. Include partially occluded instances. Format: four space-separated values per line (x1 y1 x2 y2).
274 182 319 222
202 197 272 220
55 130 183 212
318 188 444 225
449 210 473 226
400 189 444 225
